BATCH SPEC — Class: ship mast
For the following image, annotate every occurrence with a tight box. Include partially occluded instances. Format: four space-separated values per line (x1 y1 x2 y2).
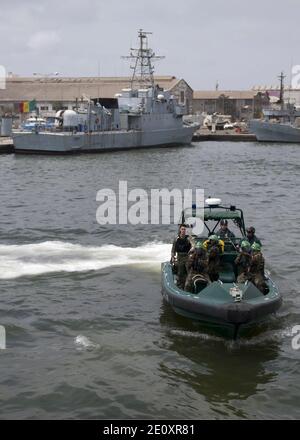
278 71 285 108
122 29 164 89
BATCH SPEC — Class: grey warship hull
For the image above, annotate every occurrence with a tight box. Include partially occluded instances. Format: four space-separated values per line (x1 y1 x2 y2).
250 120 300 143
13 124 197 154
13 30 199 154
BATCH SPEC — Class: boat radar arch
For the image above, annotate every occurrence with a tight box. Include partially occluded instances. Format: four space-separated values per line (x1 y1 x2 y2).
205 197 222 207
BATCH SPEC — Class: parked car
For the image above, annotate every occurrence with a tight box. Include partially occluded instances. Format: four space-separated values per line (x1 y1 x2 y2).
224 122 234 129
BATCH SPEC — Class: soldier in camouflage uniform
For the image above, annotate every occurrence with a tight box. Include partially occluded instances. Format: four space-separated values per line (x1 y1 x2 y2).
171 224 193 289
184 243 210 292
203 235 224 282
248 242 269 294
234 240 252 283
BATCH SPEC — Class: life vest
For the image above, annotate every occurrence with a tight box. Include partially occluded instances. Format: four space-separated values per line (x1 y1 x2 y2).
203 239 225 253
174 236 191 254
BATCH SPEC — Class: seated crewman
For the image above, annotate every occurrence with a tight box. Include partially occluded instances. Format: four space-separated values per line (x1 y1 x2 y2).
246 226 262 246
216 219 235 239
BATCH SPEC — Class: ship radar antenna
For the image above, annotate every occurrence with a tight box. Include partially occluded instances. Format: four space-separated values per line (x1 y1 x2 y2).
121 29 165 89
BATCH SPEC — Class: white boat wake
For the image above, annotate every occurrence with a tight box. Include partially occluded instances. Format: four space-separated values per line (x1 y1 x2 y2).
74 335 99 350
0 240 171 279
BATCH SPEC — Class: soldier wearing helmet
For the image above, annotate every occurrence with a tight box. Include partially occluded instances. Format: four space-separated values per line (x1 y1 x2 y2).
248 242 269 294
203 234 225 253
203 234 225 281
184 242 210 292
235 240 252 283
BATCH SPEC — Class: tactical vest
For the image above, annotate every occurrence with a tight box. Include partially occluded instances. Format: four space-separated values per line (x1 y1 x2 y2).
236 253 251 274
174 236 191 254
239 253 251 269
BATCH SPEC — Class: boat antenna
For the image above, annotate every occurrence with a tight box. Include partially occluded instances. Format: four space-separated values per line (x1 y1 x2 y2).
176 170 194 227
278 71 285 108
122 29 165 89
187 169 194 189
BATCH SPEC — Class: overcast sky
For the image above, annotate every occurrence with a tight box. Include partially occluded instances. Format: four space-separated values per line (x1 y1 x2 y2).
1 0 299 90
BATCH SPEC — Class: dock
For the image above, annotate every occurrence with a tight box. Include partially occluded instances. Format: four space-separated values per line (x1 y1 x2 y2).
192 129 257 142
0 137 14 153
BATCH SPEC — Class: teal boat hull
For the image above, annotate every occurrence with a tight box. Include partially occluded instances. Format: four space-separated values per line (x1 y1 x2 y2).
161 262 282 339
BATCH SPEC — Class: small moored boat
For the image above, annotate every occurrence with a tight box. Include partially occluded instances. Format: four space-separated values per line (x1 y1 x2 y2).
161 199 282 338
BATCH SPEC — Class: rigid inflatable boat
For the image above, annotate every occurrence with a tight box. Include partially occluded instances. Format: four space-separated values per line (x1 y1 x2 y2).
161 199 282 338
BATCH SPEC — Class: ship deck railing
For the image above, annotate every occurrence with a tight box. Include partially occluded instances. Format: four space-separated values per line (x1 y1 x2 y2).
13 127 132 135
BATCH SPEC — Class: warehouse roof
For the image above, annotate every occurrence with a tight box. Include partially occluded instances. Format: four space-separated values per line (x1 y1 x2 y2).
193 90 261 100
0 75 183 102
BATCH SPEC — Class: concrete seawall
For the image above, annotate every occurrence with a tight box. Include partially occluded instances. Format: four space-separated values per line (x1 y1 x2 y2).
0 137 14 153
192 131 257 142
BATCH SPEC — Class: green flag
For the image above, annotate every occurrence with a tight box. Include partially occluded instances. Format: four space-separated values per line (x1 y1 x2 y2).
29 99 36 111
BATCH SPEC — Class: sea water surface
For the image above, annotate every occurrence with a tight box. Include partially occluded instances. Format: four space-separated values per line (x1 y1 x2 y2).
0 141 299 419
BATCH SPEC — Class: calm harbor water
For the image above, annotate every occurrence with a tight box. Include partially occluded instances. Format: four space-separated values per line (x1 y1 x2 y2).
0 141 299 419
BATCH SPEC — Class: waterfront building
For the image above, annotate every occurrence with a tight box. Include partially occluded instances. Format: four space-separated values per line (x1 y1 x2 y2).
193 90 269 121
0 75 193 119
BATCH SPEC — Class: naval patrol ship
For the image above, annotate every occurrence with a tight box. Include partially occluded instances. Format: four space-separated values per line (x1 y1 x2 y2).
13 30 199 154
249 72 300 143
249 107 300 143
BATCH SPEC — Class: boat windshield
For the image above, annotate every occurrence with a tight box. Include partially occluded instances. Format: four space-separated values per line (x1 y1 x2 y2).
181 204 246 251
